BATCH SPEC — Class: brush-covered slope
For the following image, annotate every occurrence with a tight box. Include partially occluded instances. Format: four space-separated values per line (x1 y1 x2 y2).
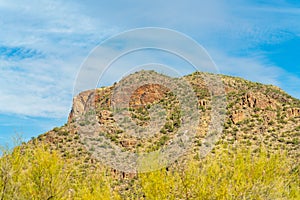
34 71 299 166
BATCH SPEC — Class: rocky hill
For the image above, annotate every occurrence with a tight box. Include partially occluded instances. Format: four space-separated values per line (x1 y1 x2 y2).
32 71 300 174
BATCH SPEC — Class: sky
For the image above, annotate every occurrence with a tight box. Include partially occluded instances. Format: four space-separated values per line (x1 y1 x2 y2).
0 0 300 146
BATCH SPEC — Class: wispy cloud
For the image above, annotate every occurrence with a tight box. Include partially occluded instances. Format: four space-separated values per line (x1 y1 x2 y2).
0 0 118 118
0 0 300 121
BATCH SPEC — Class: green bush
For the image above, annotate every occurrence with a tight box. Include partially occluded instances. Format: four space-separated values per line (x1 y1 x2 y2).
0 145 119 200
136 146 300 199
0 144 299 199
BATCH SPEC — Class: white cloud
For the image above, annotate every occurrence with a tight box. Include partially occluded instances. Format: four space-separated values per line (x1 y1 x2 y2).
0 0 119 118
0 58 73 117
1 0 300 120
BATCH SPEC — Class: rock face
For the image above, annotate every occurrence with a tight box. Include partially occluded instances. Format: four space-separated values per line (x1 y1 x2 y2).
68 90 95 123
129 84 169 107
68 84 169 122
242 92 278 109
287 108 300 118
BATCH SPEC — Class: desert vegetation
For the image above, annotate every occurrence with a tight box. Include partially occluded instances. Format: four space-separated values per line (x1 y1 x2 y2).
0 142 299 199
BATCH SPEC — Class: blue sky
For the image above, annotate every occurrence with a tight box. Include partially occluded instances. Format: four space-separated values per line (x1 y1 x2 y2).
0 0 300 146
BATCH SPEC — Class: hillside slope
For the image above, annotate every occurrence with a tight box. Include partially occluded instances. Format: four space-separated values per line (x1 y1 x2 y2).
32 71 300 171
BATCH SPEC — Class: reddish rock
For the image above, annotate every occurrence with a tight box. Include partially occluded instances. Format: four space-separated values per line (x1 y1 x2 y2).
129 84 169 108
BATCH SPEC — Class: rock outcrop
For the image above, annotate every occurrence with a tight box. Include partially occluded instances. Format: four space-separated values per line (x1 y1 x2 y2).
287 108 300 118
68 90 95 123
242 92 278 109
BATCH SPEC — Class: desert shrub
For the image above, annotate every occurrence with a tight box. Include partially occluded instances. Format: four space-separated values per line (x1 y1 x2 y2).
0 146 25 199
0 144 119 200
0 143 299 199
135 146 300 199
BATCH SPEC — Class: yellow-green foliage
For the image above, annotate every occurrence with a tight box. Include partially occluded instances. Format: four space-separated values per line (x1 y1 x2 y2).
0 145 119 200
136 147 300 199
0 144 299 199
